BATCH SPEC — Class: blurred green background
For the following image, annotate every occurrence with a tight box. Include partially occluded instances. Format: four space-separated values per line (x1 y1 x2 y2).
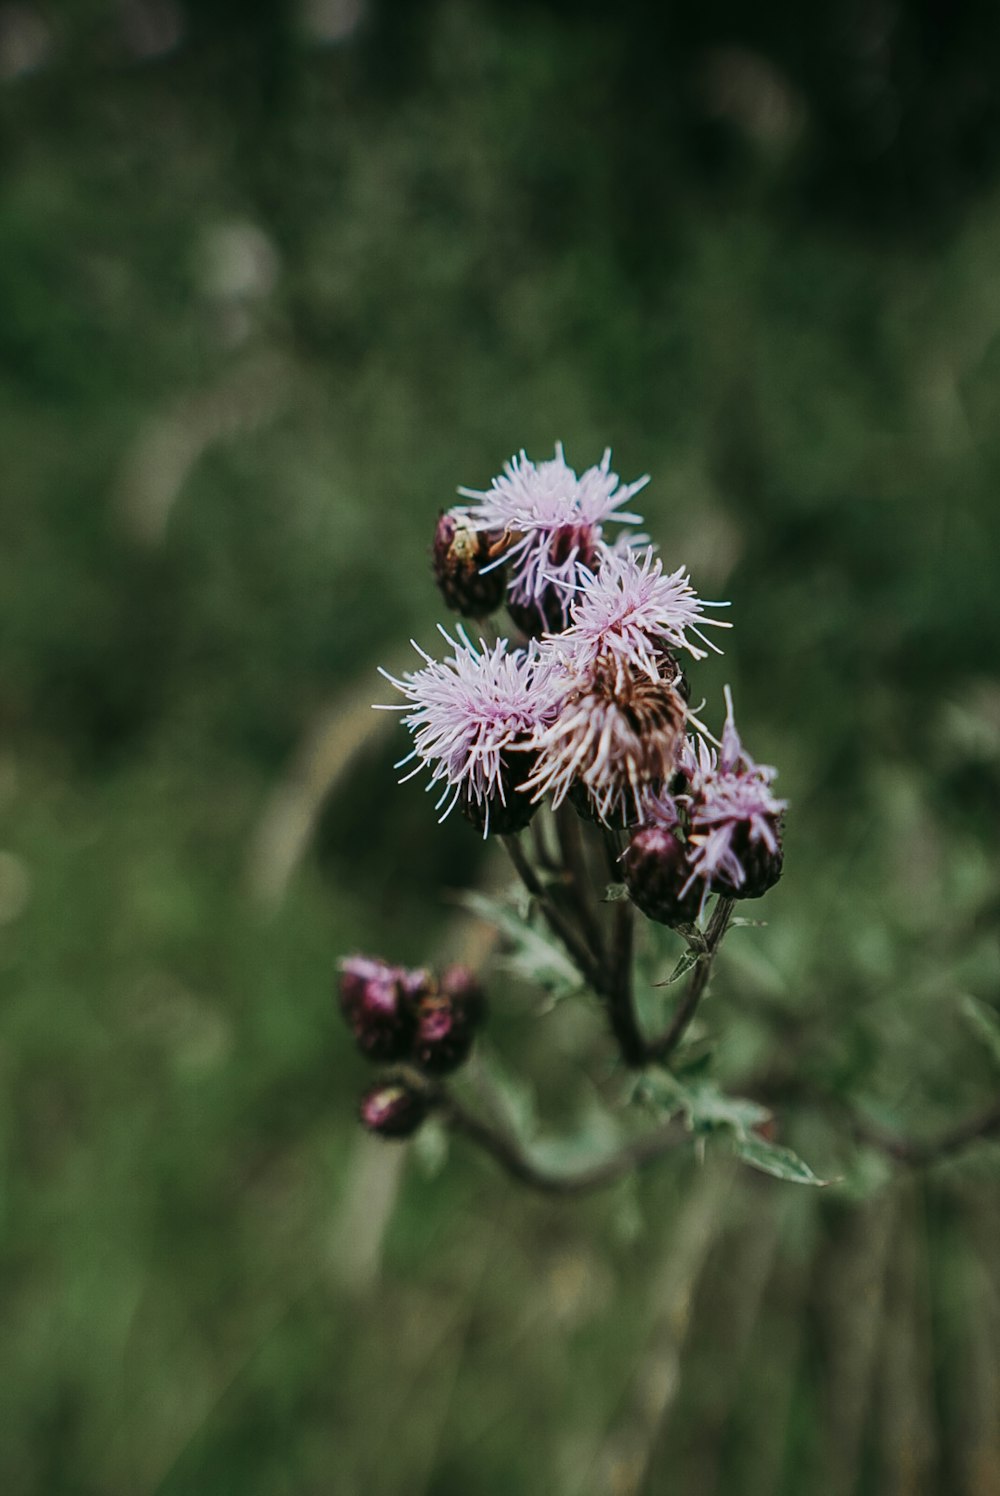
2 1 999 1492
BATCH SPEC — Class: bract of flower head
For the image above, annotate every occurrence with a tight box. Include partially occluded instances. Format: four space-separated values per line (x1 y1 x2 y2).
455 443 648 632
552 545 731 685
375 626 565 835
520 652 688 827
680 687 787 896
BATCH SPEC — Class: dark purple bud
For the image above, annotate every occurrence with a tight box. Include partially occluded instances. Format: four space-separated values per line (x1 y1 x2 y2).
622 826 703 926
432 511 507 618
412 969 486 1075
359 1079 430 1139
439 964 488 1027
460 749 539 835
711 820 784 900
337 955 420 1062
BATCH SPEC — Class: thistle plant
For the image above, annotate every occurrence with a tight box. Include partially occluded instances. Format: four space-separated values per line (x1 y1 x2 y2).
338 445 1000 1194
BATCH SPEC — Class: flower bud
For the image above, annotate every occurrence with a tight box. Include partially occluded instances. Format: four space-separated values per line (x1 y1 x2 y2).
439 964 488 1025
359 1079 430 1139
432 511 507 618
711 820 784 900
337 955 427 1062
460 749 539 836
412 969 486 1074
622 826 703 926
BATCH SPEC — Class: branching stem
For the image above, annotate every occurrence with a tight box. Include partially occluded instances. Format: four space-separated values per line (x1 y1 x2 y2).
644 897 735 1063
438 1090 688 1196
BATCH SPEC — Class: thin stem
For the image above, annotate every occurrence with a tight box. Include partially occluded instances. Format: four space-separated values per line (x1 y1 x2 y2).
608 894 646 1066
501 834 604 992
439 1092 689 1197
645 897 735 1064
554 803 606 964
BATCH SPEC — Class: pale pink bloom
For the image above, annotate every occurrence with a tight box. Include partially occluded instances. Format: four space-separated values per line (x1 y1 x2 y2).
680 687 786 895
376 627 563 834
553 545 730 683
455 443 648 630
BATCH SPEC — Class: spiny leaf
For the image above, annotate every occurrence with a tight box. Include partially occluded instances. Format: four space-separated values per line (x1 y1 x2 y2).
735 1136 833 1187
652 948 699 988
456 889 584 997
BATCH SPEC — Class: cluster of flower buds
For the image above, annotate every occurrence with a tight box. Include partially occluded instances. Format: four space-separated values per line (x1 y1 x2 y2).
376 443 785 914
620 690 785 926
338 956 487 1138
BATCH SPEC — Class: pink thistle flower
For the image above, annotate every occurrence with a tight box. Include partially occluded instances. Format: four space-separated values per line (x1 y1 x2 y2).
376 626 564 835
553 545 731 683
680 687 787 899
455 443 648 632
520 654 688 826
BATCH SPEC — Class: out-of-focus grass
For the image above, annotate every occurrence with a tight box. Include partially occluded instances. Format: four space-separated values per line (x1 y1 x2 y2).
1 3 999 1493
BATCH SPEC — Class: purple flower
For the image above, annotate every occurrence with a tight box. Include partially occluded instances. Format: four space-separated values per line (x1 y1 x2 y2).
376 626 564 834
553 546 731 682
520 654 688 827
455 444 648 632
680 687 787 899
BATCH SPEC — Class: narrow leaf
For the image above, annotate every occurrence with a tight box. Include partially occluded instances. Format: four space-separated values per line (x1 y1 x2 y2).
735 1136 832 1187
456 889 583 996
652 948 699 988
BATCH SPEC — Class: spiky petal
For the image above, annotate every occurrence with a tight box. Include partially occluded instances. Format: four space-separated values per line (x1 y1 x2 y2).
681 687 787 898
376 627 564 834
520 654 687 827
455 444 648 632
553 545 731 682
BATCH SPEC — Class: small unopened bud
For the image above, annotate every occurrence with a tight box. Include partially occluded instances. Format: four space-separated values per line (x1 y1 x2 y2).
712 821 784 900
433 511 507 618
359 1079 430 1139
439 964 487 1025
412 968 486 1074
461 750 539 835
622 826 702 926
338 955 427 1062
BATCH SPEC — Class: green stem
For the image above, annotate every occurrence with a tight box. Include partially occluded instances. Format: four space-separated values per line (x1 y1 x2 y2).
645 897 735 1064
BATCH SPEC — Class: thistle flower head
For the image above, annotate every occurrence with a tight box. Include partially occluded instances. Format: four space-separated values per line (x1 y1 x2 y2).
681 687 787 898
520 653 687 826
455 444 648 632
376 627 564 834
553 545 730 682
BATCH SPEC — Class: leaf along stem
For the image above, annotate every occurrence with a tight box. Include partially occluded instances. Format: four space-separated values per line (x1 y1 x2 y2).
438 1090 689 1196
644 897 736 1063
500 833 605 993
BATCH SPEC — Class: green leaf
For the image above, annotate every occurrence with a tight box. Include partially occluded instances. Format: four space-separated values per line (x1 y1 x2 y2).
457 889 584 998
734 1136 833 1187
652 948 699 988
636 1072 770 1138
959 994 1000 1070
602 881 629 903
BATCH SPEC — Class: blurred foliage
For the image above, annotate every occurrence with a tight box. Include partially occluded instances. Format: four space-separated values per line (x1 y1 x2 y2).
1 1 999 1493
